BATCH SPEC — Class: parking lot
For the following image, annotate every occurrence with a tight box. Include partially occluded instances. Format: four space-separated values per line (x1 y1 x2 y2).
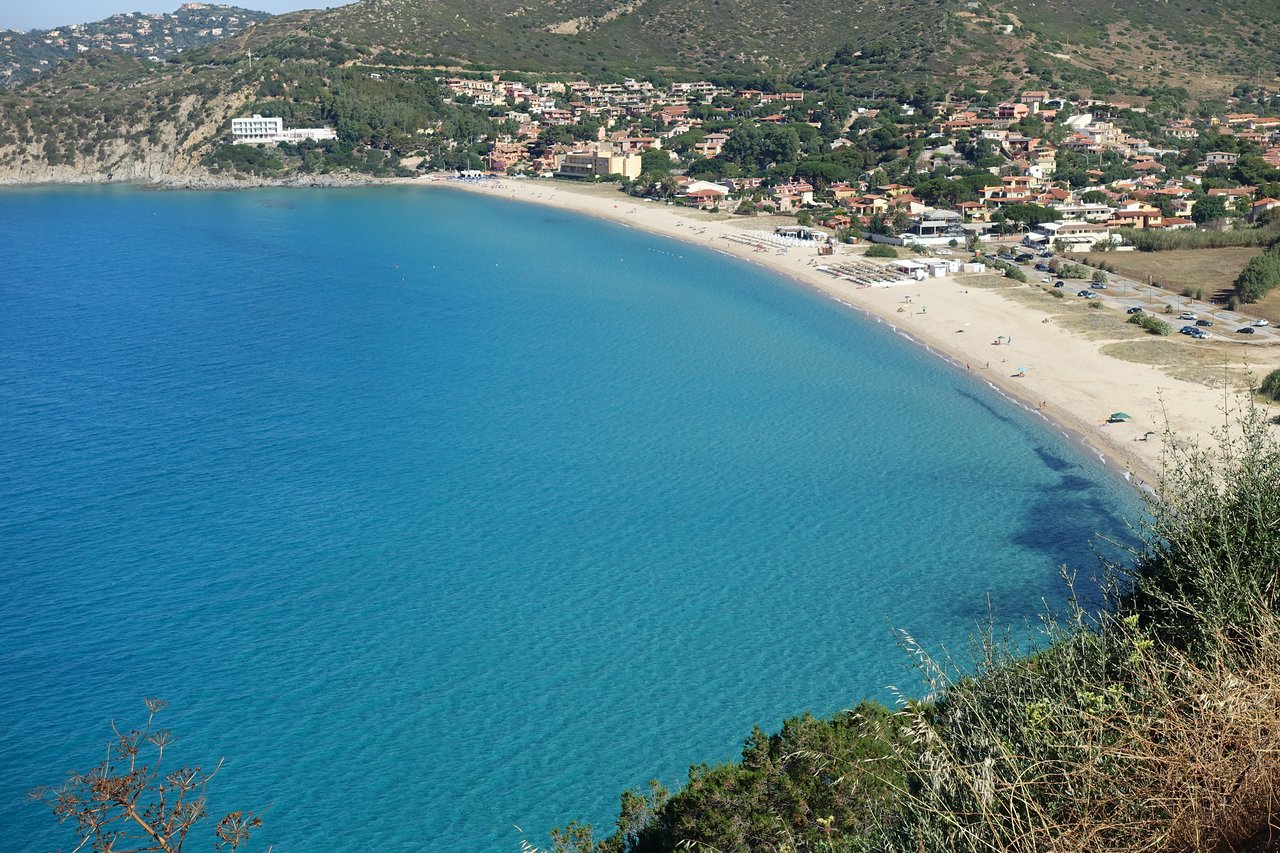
999 250 1280 344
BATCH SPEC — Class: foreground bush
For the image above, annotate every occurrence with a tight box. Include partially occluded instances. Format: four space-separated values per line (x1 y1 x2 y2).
865 244 899 258
1262 368 1280 402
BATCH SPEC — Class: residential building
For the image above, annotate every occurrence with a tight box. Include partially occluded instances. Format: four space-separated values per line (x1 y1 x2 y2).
556 145 642 179
996 102 1029 120
230 114 283 141
1202 151 1240 168
230 114 336 144
1032 221 1111 250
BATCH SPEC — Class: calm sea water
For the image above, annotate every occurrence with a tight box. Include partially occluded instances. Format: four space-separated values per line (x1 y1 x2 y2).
0 185 1140 852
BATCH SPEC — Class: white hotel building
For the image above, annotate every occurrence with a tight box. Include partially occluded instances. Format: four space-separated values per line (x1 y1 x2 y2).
230 115 337 144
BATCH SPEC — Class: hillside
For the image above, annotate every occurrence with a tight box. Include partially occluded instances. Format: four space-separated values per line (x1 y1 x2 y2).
2 0 1280 184
229 0 956 78
0 4 273 89
983 0 1280 97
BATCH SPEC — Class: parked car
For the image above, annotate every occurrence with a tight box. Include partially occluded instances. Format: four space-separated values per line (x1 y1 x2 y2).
1179 326 1197 335
1127 306 1144 314
1194 331 1212 339
1238 326 1257 334
1083 292 1099 299
1090 282 1106 289
1015 254 1034 263
1178 312 1197 321
1196 319 1213 327
1034 263 1049 271
1254 319 1270 327
1054 281 1065 288
1077 290 1090 297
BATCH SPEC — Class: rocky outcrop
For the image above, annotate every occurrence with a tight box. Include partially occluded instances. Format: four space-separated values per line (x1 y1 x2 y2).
0 86 252 186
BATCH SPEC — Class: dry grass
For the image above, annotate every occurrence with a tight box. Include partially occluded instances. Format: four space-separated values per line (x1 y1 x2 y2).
955 273 1016 290
1078 248 1261 301
898 615 1280 853
1247 290 1280 328
995 282 1148 340
1054 309 1148 341
1100 339 1260 389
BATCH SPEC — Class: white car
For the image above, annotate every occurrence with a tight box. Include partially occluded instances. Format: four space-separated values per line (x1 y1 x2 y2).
1254 319 1270 327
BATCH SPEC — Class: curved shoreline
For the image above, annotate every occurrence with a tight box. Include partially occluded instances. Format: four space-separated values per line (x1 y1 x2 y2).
826 292 1151 490
414 175 1244 489
9 170 1265 489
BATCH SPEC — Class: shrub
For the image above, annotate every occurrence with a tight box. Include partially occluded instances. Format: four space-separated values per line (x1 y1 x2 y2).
1261 368 1280 402
1115 225 1280 251
1234 246 1280 303
865 243 899 258
1129 313 1172 335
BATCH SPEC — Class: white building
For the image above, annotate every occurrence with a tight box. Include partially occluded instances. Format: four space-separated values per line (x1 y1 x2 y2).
1030 221 1112 250
231 114 283 142
230 114 337 145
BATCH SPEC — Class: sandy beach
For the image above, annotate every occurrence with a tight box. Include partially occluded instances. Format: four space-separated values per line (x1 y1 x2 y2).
401 174 1280 489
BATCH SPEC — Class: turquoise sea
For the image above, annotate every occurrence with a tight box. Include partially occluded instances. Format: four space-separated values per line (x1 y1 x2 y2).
0 185 1141 851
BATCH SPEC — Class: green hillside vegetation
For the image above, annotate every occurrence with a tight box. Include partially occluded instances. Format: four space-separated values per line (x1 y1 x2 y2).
988 0 1280 80
285 0 954 79
4 0 1280 180
0 52 254 168
0 50 506 177
540 404 1280 852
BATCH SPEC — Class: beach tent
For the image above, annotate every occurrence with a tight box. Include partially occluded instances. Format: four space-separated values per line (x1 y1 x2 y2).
1108 412 1133 422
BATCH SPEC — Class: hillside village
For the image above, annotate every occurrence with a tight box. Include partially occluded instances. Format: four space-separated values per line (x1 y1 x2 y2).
436 73 1280 252
0 3 270 87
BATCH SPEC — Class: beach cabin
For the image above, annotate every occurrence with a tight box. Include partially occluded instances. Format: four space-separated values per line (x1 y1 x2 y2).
922 259 949 278
890 259 929 281
774 225 831 242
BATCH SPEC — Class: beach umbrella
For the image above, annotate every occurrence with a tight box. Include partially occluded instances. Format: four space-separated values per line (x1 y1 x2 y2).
1109 412 1133 422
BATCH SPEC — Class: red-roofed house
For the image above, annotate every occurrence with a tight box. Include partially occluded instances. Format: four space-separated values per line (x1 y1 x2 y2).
997 102 1029 120
1251 198 1280 223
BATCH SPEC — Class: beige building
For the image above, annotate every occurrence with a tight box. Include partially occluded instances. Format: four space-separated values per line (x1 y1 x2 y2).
556 145 642 180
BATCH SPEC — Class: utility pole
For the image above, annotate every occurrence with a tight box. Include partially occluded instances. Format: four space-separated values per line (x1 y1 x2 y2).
247 48 253 71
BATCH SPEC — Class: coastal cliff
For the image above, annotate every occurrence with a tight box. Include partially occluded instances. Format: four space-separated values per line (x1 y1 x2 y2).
0 53 254 186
